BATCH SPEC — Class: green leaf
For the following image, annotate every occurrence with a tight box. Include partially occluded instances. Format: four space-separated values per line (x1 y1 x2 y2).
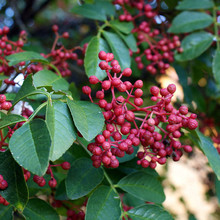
215 175 220 203
46 100 76 161
110 20 134 35
117 32 138 52
103 31 131 70
66 158 104 199
67 99 104 141
0 75 7 80
176 0 214 10
84 36 110 80
123 193 145 207
9 119 51 176
0 205 13 220
13 75 48 106
62 143 89 163
168 11 213 33
0 75 7 87
6 51 48 66
33 70 69 91
190 130 220 180
23 198 59 220
175 32 213 61
0 150 28 211
164 0 178 9
55 180 68 200
0 112 27 130
117 171 165 203
72 0 115 21
69 82 80 100
85 185 121 220
212 50 220 85
127 204 174 220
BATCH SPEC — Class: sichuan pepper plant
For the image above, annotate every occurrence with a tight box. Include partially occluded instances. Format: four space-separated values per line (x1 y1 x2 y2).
0 0 220 219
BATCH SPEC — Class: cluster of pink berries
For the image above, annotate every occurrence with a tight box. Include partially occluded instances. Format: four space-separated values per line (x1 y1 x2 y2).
0 174 9 206
0 195 9 206
0 26 85 81
82 51 198 169
0 94 12 111
41 25 87 77
112 0 182 74
0 174 8 190
67 209 85 220
33 162 71 188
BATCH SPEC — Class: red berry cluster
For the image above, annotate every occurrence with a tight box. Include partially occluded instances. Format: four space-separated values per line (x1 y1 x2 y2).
33 162 71 188
0 174 8 190
83 51 198 169
0 94 12 111
0 27 25 76
0 175 9 205
67 209 85 220
0 195 9 206
112 0 182 74
0 26 85 81
23 168 31 182
41 25 87 77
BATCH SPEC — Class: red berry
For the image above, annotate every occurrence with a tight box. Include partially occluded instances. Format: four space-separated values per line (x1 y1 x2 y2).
167 84 176 94
96 91 104 99
188 119 198 130
150 86 159 96
89 76 99 84
179 106 188 115
102 80 111 90
61 162 71 170
122 68 132 77
106 53 114 62
62 32 69 39
1 101 12 110
99 61 108 70
48 178 57 188
134 98 143 106
112 64 121 74
134 88 143 97
82 86 91 95
3 26 9 34
183 145 192 153
134 80 143 88
98 51 107 60
52 25 59 32
0 180 8 189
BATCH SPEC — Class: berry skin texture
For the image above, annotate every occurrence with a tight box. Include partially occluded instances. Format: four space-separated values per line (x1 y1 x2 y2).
61 162 71 170
48 178 57 188
0 94 6 103
167 84 176 94
89 76 99 84
188 119 198 130
179 106 188 115
150 86 159 96
99 61 108 70
1 101 12 110
98 51 107 60
84 52 198 169
82 86 91 95
122 68 132 77
0 179 8 190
